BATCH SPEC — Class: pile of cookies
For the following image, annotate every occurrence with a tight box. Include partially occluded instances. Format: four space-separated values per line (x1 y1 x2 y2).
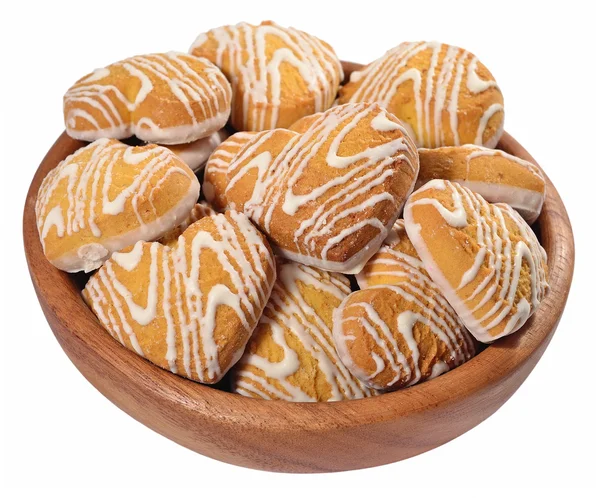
35 21 550 402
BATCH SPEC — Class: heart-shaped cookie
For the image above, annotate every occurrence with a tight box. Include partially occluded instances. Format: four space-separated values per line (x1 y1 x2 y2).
333 285 476 391
203 103 420 274
334 219 476 390
231 261 375 401
417 145 546 223
36 138 200 272
83 211 276 384
403 180 549 342
64 52 232 144
338 42 504 148
190 21 342 131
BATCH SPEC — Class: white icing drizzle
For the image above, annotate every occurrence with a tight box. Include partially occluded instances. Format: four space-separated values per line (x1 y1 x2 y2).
404 180 549 342
343 41 504 148
158 202 216 246
83 212 275 383
35 139 199 272
214 103 418 273
233 262 373 401
417 145 546 223
339 220 476 389
64 52 231 144
190 22 342 131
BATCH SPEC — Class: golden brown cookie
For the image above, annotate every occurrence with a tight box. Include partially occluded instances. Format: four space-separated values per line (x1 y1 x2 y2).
35 139 200 272
403 180 549 342
83 212 276 384
356 219 427 289
288 112 322 133
158 202 216 246
333 284 476 390
162 129 228 172
417 145 546 223
231 261 374 401
64 52 231 144
204 102 420 274
203 131 259 210
338 42 504 148
190 21 342 131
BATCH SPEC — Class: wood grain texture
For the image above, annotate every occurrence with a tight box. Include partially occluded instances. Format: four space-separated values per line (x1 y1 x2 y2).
22 61 575 473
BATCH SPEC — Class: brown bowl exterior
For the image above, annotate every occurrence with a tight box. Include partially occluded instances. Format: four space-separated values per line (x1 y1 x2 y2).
23 62 574 473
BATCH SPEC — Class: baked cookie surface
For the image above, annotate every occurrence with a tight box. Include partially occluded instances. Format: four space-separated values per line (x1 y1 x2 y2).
338 41 504 148
83 211 276 384
232 261 374 401
403 180 549 342
333 284 476 390
336 220 476 390
64 52 231 144
418 145 546 223
190 21 342 131
203 103 420 273
36 139 199 272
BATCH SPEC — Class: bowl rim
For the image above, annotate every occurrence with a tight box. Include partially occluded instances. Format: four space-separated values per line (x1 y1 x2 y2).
23 67 575 436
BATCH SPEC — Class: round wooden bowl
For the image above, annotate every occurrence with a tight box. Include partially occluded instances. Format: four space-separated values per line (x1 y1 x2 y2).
23 61 574 473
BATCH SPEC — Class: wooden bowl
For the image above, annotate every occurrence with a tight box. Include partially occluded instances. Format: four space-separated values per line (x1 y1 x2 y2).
23 61 574 473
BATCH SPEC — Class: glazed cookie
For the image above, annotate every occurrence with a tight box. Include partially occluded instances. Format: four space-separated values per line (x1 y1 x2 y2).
356 219 428 289
35 139 199 272
338 42 504 148
403 180 550 342
417 145 546 223
288 112 322 133
83 211 276 384
231 261 374 401
158 202 216 246
204 129 293 211
203 131 259 210
162 129 228 173
64 52 232 144
190 21 342 131
204 102 420 274
333 284 476 391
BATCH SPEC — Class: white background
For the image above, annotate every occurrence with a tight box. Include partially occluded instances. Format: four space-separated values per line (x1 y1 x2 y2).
1 0 598 496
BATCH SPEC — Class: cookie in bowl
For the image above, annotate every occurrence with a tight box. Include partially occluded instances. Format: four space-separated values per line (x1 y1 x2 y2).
403 180 550 343
335 220 476 391
158 202 217 246
64 52 231 144
83 211 276 384
162 130 229 173
231 261 375 401
338 41 504 148
35 139 200 272
190 20 342 131
417 145 546 223
203 103 420 274
204 129 295 211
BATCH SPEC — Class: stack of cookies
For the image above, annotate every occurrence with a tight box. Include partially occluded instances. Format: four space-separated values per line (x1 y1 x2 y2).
35 21 550 402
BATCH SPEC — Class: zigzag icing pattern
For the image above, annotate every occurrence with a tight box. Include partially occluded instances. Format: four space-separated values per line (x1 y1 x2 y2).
64 52 231 144
203 103 419 273
404 180 549 342
334 220 476 390
36 138 199 272
339 41 504 148
232 261 374 401
190 21 342 131
83 212 276 384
